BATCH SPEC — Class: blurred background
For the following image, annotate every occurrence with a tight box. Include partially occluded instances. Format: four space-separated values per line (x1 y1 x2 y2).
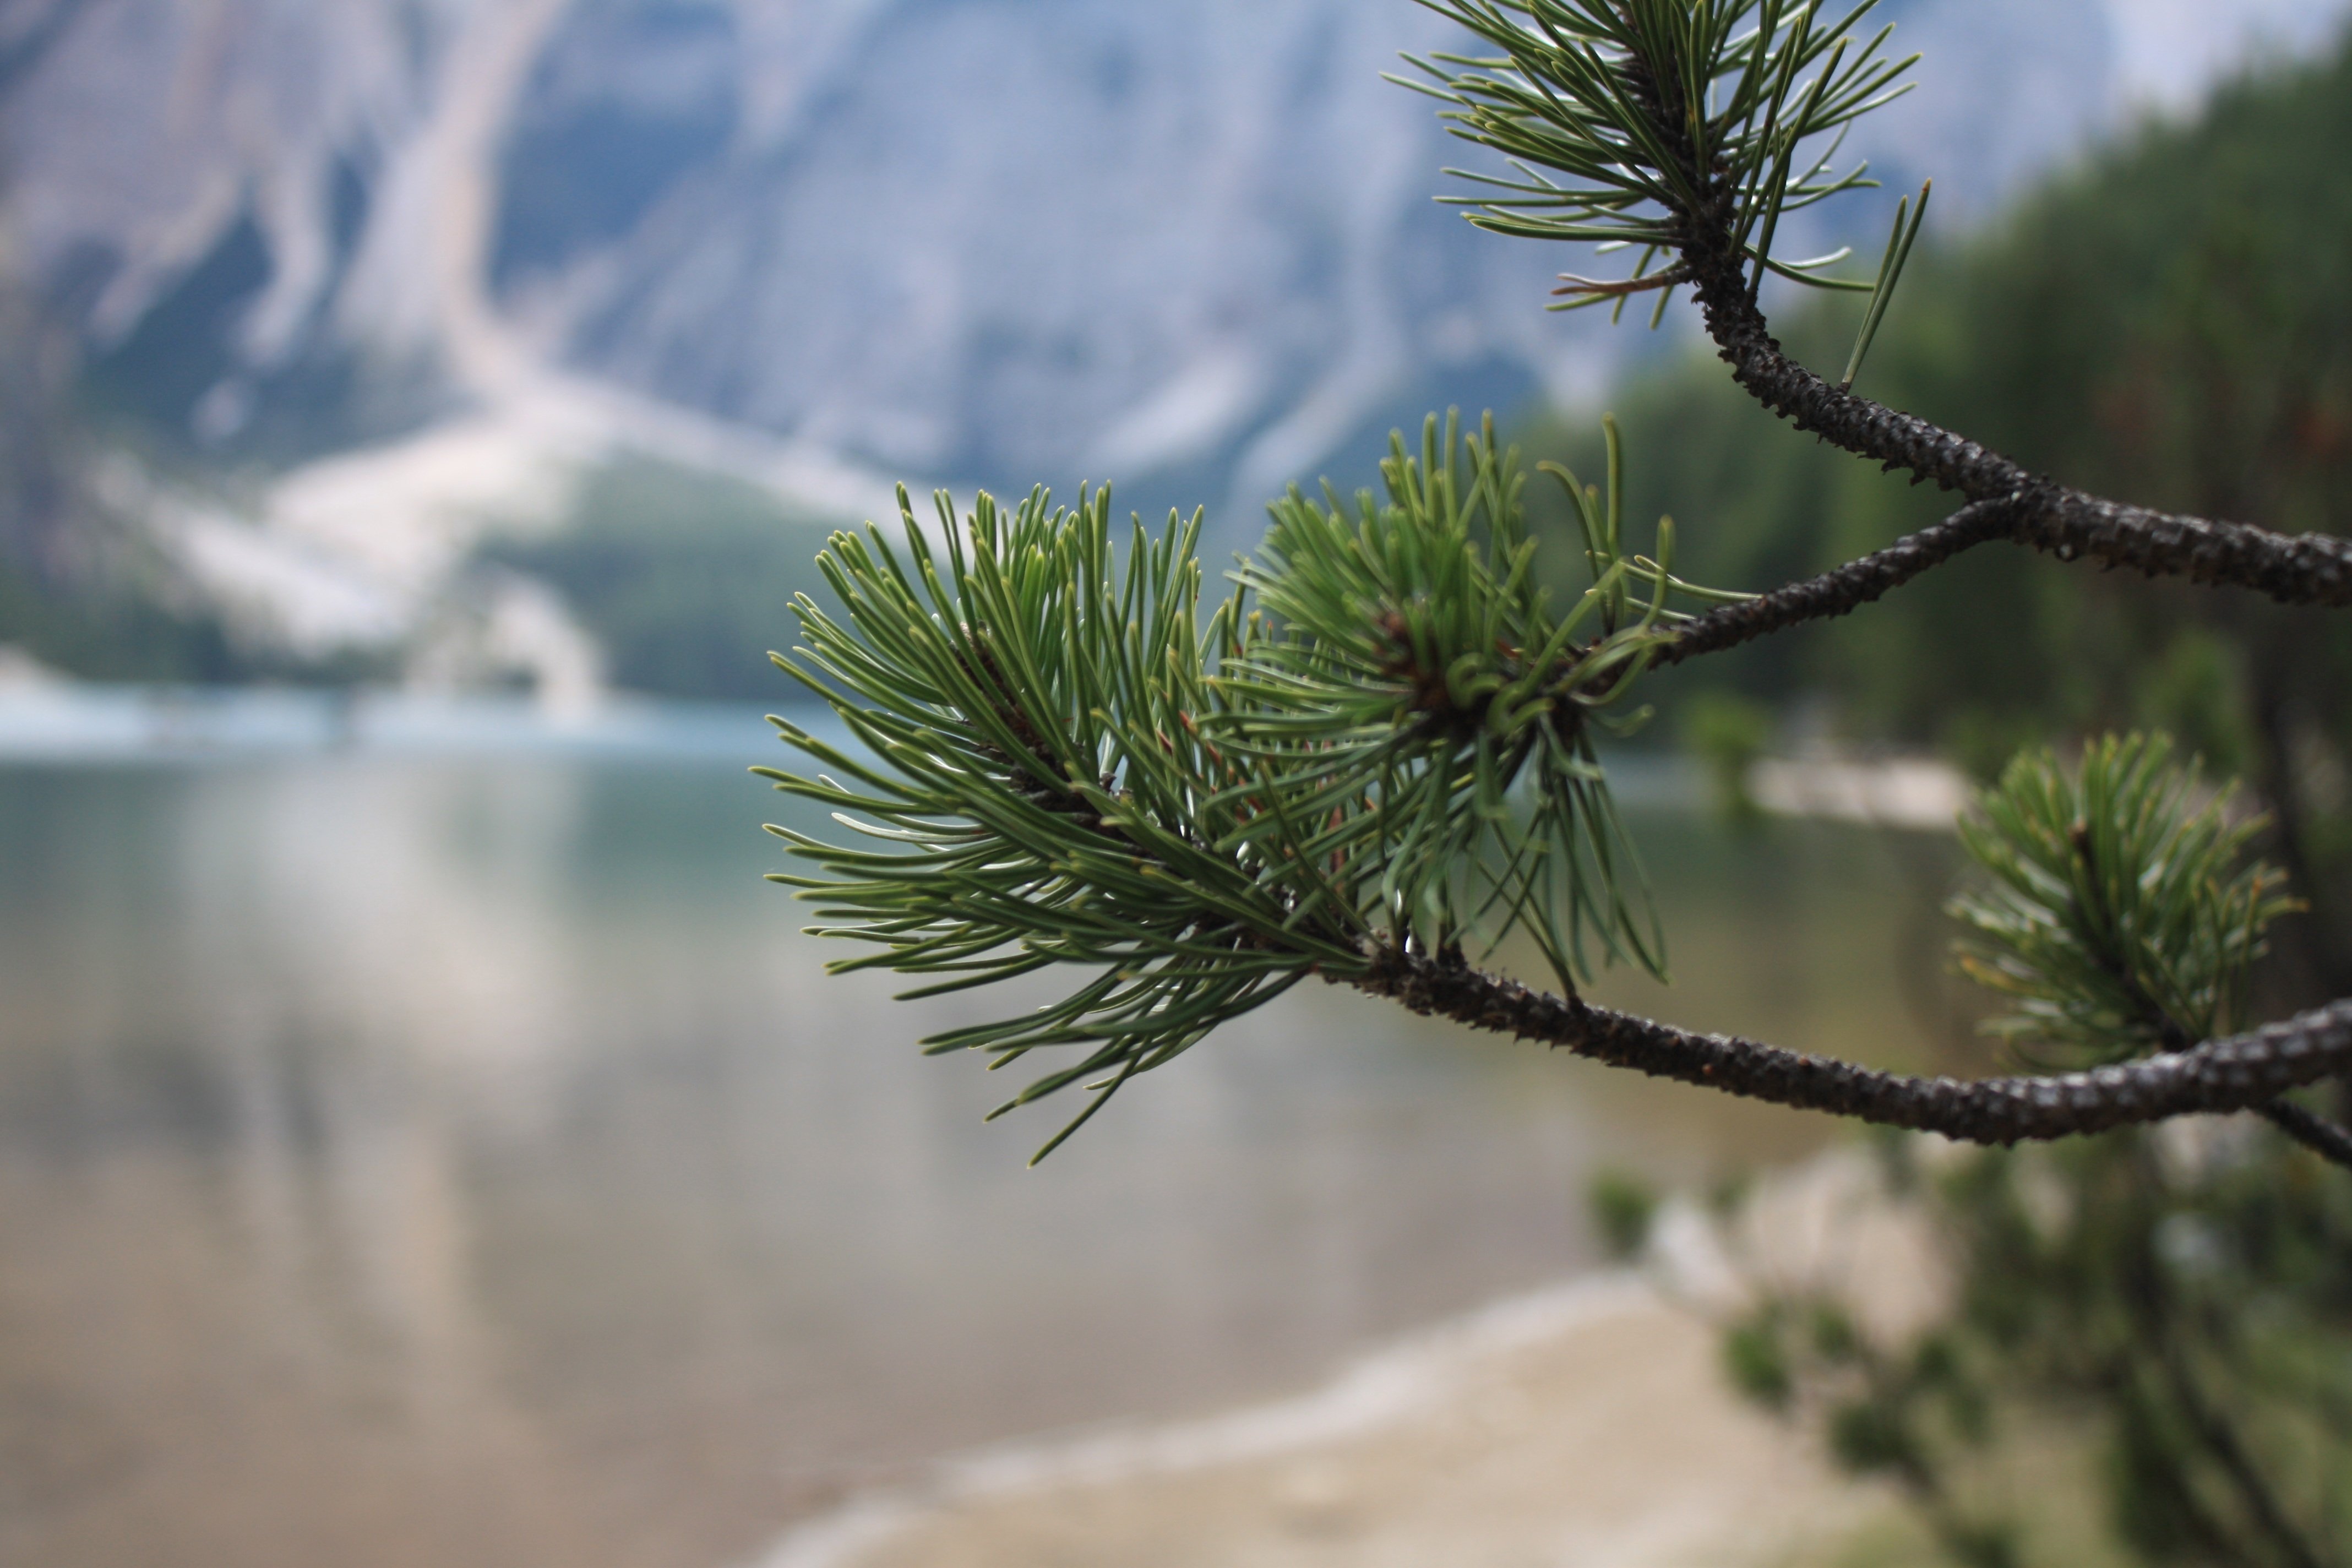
5 2 2352 1565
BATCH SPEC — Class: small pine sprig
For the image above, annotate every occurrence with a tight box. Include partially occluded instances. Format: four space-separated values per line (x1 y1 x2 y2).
1397 0 1923 330
1949 734 2302 1067
763 486 1363 1161
1218 411 1746 984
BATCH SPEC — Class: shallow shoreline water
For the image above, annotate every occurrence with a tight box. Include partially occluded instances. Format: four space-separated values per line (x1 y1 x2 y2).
0 706 1972 1568
753 1263 1888 1568
748 1272 1663 1568
0 683 782 765
761 1146 1947 1568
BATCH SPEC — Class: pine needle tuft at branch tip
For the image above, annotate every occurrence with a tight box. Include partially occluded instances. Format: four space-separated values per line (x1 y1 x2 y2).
1401 0 1917 314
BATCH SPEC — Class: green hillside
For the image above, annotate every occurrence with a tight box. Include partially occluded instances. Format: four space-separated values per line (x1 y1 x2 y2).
476 459 840 703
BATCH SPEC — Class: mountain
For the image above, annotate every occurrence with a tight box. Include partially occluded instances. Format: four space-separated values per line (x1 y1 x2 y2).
1 0 2344 691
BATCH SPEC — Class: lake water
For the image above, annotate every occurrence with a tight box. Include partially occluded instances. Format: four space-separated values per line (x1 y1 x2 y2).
0 721 1974 1568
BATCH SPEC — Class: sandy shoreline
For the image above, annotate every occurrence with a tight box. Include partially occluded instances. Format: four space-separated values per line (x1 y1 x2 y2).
747 1264 1896 1568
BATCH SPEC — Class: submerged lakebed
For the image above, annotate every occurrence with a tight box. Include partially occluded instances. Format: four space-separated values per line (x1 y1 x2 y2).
0 703 1971 1568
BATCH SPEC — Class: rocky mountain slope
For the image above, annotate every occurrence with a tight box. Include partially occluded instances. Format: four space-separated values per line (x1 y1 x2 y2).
0 0 2343 684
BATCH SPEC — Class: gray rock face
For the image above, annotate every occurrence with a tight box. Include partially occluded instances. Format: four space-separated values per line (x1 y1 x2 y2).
519 0 1573 507
4 0 2346 509
3 2 442 366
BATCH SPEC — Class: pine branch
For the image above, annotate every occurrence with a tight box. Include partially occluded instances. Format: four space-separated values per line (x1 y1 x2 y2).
1946 737 2299 1063
1403 0 1917 296
1413 2 2352 607
766 478 2352 1161
1654 483 2352 667
1656 496 2018 665
765 448 1717 1158
1938 737 2352 1167
1351 943 2352 1146
1678 251 2352 606
767 6 2352 1161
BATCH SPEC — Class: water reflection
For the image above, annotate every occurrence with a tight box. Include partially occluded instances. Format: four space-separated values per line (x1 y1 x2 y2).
0 754 1963 1568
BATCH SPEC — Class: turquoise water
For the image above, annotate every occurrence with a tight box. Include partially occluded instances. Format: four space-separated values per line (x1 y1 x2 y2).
0 734 1968 1568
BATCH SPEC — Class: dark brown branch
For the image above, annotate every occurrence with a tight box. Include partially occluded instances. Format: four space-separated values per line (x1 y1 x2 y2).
2258 1099 2352 1169
2068 834 2352 1172
1655 486 2352 672
1592 34 2352 612
1672 242 2352 608
1656 497 2019 666
1347 944 2352 1146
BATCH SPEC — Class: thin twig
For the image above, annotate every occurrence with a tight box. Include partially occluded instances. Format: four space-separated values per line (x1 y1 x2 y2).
1656 497 2019 665
2258 1099 2352 1170
1672 233 2352 607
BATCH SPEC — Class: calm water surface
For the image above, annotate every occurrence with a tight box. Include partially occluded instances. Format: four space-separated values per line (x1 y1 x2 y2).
0 743 1969 1568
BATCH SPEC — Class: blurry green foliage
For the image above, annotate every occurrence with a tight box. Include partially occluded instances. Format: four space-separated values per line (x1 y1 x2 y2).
1745 1128 2352 1568
0 548 240 683
1733 736 2350 1566
0 513 383 686
1587 1167 1660 1261
481 459 840 700
1724 1304 1795 1410
1678 689 1772 826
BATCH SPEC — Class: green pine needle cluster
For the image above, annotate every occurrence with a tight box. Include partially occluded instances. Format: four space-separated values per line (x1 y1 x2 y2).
761 416 1729 1157
1950 734 2302 1066
1398 0 1918 319
761 486 1338 1162
1220 412 1748 983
